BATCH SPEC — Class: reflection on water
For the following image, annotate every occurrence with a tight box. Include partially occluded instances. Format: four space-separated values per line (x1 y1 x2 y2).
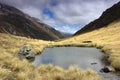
34 47 120 80
41 57 54 64
34 47 104 70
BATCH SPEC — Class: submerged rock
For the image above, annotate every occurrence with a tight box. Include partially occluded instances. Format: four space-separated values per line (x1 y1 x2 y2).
18 45 35 62
91 62 97 65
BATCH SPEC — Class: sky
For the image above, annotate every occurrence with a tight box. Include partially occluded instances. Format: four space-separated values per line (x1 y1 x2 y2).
0 0 119 33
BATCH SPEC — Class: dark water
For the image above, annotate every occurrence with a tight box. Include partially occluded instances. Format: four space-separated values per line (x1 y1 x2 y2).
34 47 120 80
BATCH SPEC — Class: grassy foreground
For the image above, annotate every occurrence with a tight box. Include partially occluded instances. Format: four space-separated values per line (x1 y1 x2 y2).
0 20 120 80
0 33 100 80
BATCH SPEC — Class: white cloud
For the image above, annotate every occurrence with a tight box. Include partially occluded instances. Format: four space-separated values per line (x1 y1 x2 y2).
51 0 110 25
22 6 43 19
0 0 120 33
55 25 77 33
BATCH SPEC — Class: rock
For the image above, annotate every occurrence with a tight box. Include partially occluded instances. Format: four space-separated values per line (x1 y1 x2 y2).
91 62 97 65
18 45 35 62
100 66 115 73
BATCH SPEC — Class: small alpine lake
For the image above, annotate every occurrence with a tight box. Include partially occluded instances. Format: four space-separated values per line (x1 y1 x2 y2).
34 47 120 80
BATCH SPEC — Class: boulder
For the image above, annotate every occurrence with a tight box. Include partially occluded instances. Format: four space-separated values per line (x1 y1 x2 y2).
18 45 35 62
91 62 97 65
100 66 115 73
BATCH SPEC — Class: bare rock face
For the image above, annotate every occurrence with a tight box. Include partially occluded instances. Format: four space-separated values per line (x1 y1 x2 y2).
18 45 35 62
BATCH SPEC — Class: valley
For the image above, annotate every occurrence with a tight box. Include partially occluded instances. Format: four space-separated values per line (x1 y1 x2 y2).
0 1 120 80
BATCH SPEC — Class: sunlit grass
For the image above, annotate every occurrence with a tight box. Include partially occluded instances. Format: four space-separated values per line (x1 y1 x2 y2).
37 65 100 80
0 33 100 80
0 33 50 55
1 20 120 79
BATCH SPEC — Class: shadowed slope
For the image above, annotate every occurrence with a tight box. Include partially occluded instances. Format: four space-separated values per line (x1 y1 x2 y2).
74 1 120 35
0 3 64 40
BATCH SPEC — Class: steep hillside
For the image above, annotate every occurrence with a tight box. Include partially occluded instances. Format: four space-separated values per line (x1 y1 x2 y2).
74 1 120 35
0 3 64 40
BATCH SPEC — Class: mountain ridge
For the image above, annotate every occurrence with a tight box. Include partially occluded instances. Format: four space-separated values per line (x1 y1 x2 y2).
74 1 120 35
0 3 64 40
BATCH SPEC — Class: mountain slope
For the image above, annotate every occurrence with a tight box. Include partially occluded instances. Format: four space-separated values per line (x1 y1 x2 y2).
74 1 120 35
58 19 120 69
0 3 64 40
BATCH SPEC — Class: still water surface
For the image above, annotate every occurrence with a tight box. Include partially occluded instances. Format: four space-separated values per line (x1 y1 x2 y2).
34 47 120 80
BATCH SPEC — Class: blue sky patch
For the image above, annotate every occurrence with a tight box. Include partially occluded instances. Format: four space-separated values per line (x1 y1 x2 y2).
43 8 55 19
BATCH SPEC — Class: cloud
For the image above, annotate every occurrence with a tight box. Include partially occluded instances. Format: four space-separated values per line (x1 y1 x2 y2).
55 25 80 33
51 0 119 25
22 6 43 19
0 0 119 33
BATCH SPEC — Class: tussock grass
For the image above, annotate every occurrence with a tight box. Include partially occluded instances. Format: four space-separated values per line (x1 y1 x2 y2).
1 20 120 79
0 33 100 80
37 65 100 80
0 33 50 55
